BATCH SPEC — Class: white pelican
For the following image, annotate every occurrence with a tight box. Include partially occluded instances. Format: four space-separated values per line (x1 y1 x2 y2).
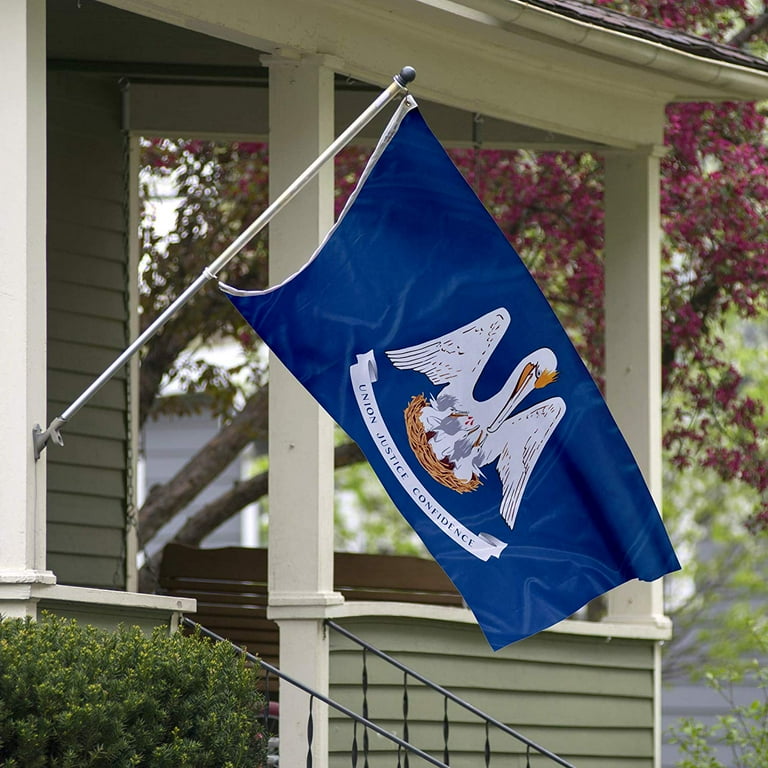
386 308 565 531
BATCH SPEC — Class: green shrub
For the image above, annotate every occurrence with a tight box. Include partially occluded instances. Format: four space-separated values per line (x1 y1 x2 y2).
0 613 266 768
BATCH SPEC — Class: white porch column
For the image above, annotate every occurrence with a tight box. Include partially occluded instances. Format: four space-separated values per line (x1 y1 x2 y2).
264 53 342 768
603 148 667 628
0 0 55 618
604 148 669 768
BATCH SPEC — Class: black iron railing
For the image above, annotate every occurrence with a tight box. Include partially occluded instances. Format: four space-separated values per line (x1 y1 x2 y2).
183 617 577 767
326 619 577 768
182 617 450 768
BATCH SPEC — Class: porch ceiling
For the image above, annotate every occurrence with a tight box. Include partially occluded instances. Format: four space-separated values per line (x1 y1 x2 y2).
49 0 768 147
82 0 768 148
47 0 605 149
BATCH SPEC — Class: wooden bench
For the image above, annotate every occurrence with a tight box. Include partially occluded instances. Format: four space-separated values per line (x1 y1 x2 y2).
158 543 463 673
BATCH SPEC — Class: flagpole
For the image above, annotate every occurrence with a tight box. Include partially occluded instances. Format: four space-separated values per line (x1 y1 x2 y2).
33 66 416 459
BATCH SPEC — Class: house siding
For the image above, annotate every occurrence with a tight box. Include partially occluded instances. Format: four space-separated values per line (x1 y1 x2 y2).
46 71 129 589
330 616 656 768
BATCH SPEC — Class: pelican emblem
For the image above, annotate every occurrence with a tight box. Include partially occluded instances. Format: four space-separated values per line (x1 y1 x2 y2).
386 308 565 531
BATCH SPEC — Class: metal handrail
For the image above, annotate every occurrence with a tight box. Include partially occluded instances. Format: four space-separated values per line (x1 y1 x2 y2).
182 617 449 768
326 619 577 768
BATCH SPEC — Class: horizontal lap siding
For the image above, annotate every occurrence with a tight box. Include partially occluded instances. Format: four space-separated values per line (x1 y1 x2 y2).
330 616 655 768
46 72 128 589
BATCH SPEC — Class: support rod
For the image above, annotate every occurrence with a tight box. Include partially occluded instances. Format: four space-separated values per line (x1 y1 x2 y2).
33 66 416 459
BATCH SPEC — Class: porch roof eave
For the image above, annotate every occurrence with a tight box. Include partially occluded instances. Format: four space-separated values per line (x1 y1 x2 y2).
445 0 768 102
99 0 768 147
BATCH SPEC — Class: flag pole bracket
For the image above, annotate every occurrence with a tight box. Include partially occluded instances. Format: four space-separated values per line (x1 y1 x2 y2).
33 417 66 460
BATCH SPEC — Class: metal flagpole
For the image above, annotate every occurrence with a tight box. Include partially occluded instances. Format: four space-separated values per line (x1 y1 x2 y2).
33 66 416 460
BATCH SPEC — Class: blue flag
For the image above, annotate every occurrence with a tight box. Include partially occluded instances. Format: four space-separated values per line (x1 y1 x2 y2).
221 97 680 650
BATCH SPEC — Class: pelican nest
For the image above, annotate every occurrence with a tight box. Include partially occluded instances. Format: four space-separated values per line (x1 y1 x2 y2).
403 394 481 494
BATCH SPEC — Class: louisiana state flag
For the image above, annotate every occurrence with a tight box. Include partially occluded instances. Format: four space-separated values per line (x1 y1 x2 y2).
221 96 679 650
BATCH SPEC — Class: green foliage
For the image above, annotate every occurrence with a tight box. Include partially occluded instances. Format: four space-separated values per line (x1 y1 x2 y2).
330 425 426 556
334 460 426 556
661 458 767 675
0 614 266 768
668 659 768 768
661 313 768 678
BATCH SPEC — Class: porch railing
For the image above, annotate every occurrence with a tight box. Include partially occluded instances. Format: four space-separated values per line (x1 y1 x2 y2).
326 619 576 768
181 616 576 767
183 617 451 768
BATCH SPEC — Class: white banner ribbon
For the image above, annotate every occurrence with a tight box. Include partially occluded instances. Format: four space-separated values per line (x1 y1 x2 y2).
350 350 507 561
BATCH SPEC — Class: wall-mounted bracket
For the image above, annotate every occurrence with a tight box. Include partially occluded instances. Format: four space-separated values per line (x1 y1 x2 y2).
32 417 66 460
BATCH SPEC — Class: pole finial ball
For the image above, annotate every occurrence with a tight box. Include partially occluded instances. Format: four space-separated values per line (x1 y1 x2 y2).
395 66 416 87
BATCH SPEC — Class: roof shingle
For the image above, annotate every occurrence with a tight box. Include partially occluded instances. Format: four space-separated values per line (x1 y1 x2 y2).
524 0 768 74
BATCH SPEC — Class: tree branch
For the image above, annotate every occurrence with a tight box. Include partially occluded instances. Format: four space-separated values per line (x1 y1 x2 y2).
138 440 366 592
661 277 721 372
138 385 268 548
138 315 199 427
728 9 768 49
